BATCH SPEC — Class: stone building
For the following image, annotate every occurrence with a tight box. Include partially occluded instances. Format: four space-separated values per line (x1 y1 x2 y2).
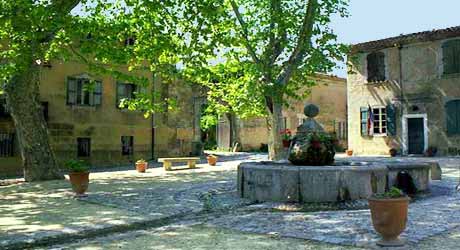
348 26 460 156
217 74 347 151
0 61 204 177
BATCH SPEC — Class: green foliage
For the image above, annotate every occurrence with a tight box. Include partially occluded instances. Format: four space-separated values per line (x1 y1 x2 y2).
136 159 147 163
204 139 218 150
374 187 406 199
65 160 89 173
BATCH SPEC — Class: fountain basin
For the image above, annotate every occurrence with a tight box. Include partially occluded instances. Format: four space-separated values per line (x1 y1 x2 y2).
237 161 431 203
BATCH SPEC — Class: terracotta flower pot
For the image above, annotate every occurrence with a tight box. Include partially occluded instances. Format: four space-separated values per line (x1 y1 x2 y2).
282 140 291 148
368 196 410 247
207 155 218 166
136 162 148 173
346 149 353 156
69 172 89 196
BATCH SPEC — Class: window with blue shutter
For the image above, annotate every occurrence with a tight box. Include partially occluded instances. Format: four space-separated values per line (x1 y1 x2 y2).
442 40 460 75
446 100 460 135
360 107 368 136
386 104 396 136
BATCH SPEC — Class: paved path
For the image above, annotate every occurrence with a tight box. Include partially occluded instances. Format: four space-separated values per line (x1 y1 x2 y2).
0 153 265 249
1 153 460 249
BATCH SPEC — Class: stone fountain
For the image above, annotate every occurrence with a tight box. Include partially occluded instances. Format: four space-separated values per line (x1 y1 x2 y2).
237 104 432 203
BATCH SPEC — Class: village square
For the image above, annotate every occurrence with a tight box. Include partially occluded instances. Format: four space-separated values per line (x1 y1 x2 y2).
1 0 460 249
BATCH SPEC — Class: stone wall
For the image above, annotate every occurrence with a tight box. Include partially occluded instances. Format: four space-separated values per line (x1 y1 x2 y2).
348 37 460 156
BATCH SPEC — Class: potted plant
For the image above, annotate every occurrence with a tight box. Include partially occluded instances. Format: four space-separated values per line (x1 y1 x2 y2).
206 154 218 166
346 149 353 156
389 148 398 157
368 187 410 247
136 159 148 173
66 160 90 197
280 129 292 148
424 146 437 157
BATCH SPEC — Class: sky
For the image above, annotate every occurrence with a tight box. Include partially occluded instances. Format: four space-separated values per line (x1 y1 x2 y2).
73 0 460 78
330 0 460 77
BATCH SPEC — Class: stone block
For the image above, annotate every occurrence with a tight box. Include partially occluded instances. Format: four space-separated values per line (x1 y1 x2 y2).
340 165 388 200
299 167 340 202
238 162 299 203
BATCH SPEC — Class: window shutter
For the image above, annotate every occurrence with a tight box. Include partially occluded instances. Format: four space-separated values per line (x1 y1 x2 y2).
443 40 460 75
360 107 368 136
367 52 386 82
377 53 386 81
94 81 102 106
446 100 459 135
67 78 77 105
386 104 396 136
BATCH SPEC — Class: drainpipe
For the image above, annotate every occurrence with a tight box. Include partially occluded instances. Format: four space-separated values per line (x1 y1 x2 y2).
151 73 156 160
397 43 405 154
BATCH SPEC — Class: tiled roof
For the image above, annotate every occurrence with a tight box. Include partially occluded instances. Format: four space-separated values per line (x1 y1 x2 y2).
351 26 460 53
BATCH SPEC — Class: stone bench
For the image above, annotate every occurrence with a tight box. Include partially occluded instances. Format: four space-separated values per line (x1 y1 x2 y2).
158 157 200 171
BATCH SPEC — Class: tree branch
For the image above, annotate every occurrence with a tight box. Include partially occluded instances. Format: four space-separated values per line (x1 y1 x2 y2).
51 0 81 14
263 0 285 65
229 0 261 65
277 0 318 86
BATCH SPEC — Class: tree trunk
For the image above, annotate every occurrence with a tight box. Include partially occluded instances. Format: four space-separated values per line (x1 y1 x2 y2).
226 112 240 151
4 64 63 182
268 102 284 160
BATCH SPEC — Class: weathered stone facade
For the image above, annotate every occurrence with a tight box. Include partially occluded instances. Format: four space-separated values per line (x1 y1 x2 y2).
217 75 347 151
348 26 460 156
0 61 202 177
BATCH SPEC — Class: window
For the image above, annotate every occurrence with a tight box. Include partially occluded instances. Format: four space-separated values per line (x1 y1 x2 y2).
336 121 347 140
67 76 102 106
77 138 91 157
0 133 15 157
121 136 134 156
361 106 394 136
373 107 387 135
367 52 386 82
446 100 460 135
116 82 137 109
443 40 460 75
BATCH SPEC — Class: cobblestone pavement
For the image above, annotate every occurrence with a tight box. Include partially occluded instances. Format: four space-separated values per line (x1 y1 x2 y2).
2 153 460 249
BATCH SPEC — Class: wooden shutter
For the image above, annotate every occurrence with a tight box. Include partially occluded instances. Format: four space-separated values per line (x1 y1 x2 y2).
360 107 368 136
67 77 77 105
446 100 460 135
367 52 386 82
93 81 102 106
443 40 460 75
386 104 396 136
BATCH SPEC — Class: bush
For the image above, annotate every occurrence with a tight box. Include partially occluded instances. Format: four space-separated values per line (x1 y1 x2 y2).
65 160 89 173
373 187 405 199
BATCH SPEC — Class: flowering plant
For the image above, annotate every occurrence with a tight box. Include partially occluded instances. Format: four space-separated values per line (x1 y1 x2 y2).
280 129 292 141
